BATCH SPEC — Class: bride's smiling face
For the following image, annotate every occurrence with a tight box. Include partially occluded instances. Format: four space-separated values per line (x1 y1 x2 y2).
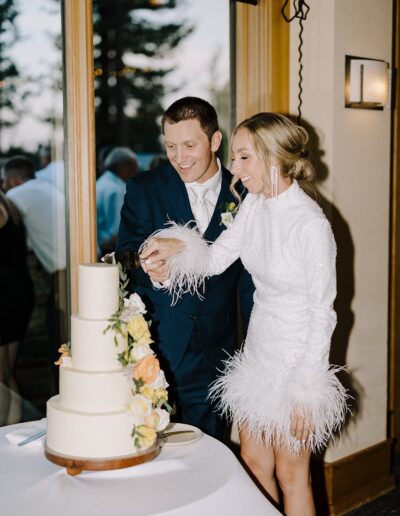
231 128 267 195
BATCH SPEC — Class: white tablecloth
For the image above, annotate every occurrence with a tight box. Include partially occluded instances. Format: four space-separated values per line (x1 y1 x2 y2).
1 421 280 516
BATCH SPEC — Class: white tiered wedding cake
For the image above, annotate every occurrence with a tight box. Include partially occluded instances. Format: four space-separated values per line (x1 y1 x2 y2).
46 263 169 460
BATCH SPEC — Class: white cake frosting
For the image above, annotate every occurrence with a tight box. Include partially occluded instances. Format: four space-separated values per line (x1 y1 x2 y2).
70 315 125 371
47 397 135 458
58 367 132 412
46 263 141 459
78 263 119 320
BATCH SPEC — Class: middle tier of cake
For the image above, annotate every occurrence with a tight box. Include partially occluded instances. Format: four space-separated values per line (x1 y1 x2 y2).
70 314 126 372
59 365 132 412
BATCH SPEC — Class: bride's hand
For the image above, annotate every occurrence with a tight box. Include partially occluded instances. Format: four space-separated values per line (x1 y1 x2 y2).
290 408 315 443
140 237 185 274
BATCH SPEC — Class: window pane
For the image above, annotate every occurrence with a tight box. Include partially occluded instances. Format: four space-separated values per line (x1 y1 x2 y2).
94 0 231 258
0 0 66 427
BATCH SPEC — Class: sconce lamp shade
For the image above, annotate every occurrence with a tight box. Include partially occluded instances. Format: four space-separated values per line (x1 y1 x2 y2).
345 55 389 110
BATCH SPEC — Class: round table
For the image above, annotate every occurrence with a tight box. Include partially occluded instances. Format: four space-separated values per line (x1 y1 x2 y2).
1 421 280 516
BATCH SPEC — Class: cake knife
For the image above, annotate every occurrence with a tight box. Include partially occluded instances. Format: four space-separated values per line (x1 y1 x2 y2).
160 430 195 439
17 429 47 447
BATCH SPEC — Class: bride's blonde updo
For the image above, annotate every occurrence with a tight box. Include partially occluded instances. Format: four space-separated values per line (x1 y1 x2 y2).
231 112 315 198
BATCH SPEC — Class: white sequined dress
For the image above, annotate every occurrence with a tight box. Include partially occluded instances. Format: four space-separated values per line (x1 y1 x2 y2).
153 180 347 453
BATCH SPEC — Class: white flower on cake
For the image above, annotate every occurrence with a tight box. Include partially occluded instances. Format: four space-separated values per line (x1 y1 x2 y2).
127 395 153 425
129 342 153 362
155 408 170 431
149 370 168 390
60 356 72 367
120 293 147 321
124 293 147 313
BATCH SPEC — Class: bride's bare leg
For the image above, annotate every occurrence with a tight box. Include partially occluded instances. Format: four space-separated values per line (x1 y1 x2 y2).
275 445 315 516
239 426 279 503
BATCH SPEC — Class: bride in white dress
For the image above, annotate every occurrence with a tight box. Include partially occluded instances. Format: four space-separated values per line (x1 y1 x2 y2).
140 113 347 515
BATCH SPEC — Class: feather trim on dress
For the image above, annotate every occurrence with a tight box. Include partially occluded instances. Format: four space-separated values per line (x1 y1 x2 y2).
208 347 348 454
140 222 209 304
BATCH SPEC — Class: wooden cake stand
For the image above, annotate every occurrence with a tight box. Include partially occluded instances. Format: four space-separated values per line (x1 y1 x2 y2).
44 441 161 476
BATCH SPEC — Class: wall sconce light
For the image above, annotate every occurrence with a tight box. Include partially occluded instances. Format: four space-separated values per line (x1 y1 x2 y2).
345 55 389 110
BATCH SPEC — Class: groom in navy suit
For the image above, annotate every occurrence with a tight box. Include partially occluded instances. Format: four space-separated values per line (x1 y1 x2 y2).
117 97 254 440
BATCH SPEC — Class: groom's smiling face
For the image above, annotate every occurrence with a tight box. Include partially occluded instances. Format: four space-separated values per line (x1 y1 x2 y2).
164 119 222 184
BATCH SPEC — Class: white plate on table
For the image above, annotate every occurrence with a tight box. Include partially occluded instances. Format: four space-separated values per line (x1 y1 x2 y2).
162 423 203 447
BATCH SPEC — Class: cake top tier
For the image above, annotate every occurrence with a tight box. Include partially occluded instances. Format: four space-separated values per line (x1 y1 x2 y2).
78 263 119 320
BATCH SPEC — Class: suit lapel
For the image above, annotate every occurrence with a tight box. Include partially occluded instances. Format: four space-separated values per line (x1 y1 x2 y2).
204 166 235 241
161 163 237 238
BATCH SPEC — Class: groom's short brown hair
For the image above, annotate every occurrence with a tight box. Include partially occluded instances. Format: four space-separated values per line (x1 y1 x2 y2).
161 96 219 142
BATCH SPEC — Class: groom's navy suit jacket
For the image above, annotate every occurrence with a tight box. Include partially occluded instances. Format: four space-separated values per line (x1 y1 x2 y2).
117 162 254 378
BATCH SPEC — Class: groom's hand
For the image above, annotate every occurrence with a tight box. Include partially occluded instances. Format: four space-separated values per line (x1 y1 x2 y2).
141 237 184 262
140 237 184 283
142 255 170 284
140 245 169 283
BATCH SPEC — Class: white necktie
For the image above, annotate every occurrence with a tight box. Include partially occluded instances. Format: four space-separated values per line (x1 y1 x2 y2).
189 187 211 235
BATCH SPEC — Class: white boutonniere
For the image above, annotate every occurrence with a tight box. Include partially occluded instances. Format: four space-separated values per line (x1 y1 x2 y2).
220 202 238 227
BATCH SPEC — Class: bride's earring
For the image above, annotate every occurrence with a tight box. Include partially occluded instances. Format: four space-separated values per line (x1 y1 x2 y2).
270 165 279 197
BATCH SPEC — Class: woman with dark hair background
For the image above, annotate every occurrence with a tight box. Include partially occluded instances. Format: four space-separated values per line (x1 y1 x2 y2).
0 190 34 425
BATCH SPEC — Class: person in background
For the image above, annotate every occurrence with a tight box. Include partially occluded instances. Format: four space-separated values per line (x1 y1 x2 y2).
116 96 255 440
0 189 34 425
96 144 114 179
3 156 66 387
35 144 65 193
149 154 168 170
96 146 138 257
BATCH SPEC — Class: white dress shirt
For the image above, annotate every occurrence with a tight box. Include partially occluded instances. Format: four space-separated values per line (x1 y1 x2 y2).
152 159 222 288
185 159 222 234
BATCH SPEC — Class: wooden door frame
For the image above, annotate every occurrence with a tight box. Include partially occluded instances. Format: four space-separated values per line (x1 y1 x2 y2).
62 0 97 314
389 0 400 449
233 0 289 121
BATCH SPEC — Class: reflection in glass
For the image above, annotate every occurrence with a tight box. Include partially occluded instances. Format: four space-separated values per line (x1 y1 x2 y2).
0 0 65 427
93 0 193 163
94 0 231 258
162 0 231 165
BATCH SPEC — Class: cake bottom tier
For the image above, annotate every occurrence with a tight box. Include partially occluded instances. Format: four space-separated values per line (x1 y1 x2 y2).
46 396 140 459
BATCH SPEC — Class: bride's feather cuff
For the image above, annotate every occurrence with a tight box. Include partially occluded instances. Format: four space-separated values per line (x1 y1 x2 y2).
141 222 210 304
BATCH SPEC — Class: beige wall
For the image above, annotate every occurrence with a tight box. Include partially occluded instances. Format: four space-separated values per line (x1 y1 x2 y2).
290 0 393 461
